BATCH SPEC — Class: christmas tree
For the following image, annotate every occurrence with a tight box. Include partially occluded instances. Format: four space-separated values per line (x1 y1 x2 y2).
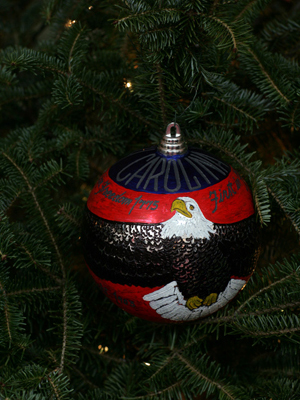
1 0 300 398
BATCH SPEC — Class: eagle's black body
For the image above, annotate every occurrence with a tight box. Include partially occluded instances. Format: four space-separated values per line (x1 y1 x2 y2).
82 208 260 301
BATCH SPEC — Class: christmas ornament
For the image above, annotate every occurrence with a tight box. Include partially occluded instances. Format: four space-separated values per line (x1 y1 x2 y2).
82 123 260 323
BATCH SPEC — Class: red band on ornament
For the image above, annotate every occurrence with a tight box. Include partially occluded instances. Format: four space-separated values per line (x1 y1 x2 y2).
87 266 167 323
87 167 254 224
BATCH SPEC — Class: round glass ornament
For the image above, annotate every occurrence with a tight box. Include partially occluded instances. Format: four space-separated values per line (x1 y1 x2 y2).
82 123 260 323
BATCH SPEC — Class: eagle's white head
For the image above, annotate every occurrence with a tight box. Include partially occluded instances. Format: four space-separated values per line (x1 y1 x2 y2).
161 197 215 240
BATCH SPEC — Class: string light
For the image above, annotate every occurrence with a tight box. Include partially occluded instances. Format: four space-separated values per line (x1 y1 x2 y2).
65 20 76 27
98 345 109 353
144 362 151 366
88 6 93 10
125 81 132 88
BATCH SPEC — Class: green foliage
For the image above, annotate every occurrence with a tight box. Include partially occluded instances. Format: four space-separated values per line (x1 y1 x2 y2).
0 0 299 399
240 41 299 107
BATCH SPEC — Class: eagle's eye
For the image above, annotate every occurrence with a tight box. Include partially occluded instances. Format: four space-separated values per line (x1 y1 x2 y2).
189 205 194 210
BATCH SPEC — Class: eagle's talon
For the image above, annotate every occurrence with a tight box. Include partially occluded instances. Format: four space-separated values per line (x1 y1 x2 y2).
186 296 203 310
203 293 218 306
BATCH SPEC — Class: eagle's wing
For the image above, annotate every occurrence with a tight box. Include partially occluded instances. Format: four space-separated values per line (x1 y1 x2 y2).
143 281 197 321
143 279 246 321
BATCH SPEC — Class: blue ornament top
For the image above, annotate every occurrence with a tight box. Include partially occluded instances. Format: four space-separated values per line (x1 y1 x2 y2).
109 123 230 194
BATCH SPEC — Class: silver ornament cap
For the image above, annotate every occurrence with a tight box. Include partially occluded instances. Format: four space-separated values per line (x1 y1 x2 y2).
158 122 187 156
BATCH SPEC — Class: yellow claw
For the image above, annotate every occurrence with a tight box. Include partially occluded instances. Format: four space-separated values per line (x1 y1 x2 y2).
203 293 218 306
186 296 203 310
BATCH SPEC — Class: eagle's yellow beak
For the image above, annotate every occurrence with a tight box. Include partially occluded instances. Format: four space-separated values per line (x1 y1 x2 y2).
171 199 192 218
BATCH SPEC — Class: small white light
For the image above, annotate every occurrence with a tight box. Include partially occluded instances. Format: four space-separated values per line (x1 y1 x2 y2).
98 344 109 353
65 19 76 27
144 362 151 366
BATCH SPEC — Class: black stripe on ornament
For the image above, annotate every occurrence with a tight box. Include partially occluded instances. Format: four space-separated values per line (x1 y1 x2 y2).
82 208 260 291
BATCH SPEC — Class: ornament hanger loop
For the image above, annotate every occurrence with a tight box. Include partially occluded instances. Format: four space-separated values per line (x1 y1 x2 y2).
166 122 181 137
158 122 187 156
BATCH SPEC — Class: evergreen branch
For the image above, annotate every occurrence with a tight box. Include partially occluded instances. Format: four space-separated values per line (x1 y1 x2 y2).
198 301 300 326
0 90 51 107
206 15 237 50
176 353 236 400
156 64 167 127
47 373 62 400
253 180 270 225
65 87 73 107
195 12 250 54
2 153 65 277
37 264 62 284
169 336 208 358
210 0 221 14
72 366 98 389
4 364 47 391
122 380 182 399
212 96 257 122
76 146 83 178
60 290 68 372
179 335 208 351
0 181 25 212
4 49 155 128
36 65 67 76
261 17 300 45
7 287 60 296
1 47 67 75
189 137 253 176
190 131 298 230
2 152 68 372
57 206 81 228
243 326 300 337
235 270 298 314
204 119 234 128
267 186 300 236
291 103 300 130
0 65 17 86
150 381 182 397
253 191 264 224
0 280 12 342
77 77 156 129
199 73 269 130
259 368 300 378
242 301 300 317
68 28 85 73
52 75 83 108
33 161 65 190
117 8 178 25
147 353 176 381
234 0 261 21
246 47 290 104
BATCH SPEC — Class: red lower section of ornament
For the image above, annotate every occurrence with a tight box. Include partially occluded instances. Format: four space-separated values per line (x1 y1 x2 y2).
87 265 254 323
88 266 168 323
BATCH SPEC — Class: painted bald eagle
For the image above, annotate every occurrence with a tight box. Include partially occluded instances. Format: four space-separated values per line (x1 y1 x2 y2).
82 197 259 322
161 197 215 240
144 197 248 321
